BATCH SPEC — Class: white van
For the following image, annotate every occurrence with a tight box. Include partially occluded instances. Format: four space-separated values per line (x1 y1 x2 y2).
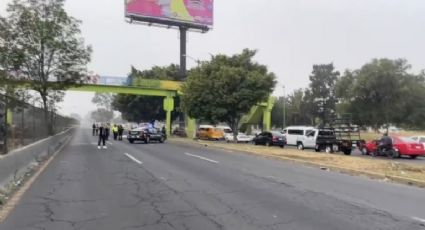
282 126 315 147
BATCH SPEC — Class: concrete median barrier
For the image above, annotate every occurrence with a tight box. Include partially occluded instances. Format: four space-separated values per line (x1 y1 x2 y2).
0 128 75 192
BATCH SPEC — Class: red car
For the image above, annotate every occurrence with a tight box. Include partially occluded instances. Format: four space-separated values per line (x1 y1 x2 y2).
362 136 425 159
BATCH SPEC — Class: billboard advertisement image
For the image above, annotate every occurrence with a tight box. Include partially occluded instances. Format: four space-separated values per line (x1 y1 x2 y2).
125 0 213 27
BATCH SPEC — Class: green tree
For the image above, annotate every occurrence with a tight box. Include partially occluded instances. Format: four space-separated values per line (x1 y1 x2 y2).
112 65 182 123
336 59 422 130
181 49 276 140
272 89 316 128
92 93 114 111
392 73 425 129
0 0 91 134
271 96 285 128
90 108 114 123
307 63 340 125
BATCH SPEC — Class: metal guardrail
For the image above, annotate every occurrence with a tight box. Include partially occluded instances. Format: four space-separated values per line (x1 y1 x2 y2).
0 94 78 155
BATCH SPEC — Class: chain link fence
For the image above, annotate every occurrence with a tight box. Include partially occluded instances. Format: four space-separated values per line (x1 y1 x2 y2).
0 94 78 155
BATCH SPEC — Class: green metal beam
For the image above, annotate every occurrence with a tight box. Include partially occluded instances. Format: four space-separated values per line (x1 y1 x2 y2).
69 84 176 97
3 79 179 97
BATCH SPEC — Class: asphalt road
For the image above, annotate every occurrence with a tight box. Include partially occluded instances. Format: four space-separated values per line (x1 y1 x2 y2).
1 128 425 230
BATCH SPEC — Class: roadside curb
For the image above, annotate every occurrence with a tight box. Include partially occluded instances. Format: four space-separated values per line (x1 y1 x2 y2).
0 128 76 192
0 132 73 222
168 138 425 188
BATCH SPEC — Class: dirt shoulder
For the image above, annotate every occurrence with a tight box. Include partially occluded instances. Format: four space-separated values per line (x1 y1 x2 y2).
169 138 425 188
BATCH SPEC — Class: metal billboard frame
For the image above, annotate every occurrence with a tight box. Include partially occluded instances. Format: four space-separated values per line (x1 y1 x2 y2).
124 0 213 79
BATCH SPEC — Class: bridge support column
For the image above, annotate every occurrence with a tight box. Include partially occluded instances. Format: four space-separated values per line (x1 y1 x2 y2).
186 116 196 139
163 96 174 137
262 97 276 131
7 109 12 125
262 109 271 131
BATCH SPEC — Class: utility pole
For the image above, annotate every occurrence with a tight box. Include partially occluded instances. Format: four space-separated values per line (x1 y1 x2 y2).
282 85 286 129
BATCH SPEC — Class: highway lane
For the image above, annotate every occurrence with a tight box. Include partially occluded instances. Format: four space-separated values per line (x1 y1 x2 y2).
0 128 424 230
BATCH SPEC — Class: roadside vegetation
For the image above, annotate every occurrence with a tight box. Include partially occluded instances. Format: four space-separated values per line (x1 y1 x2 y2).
271 60 425 131
0 0 91 135
171 138 425 187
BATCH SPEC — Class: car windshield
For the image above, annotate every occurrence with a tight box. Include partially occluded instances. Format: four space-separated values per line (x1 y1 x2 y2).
271 131 283 136
399 137 415 143
319 130 334 136
223 129 232 133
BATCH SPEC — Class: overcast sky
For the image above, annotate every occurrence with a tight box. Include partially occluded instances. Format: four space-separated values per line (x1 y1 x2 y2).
1 0 425 117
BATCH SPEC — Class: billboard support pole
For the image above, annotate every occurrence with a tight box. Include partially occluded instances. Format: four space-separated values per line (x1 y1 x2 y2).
179 26 187 129
179 26 187 79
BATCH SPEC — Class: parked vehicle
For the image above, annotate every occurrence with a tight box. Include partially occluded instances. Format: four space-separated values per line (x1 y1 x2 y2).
325 116 366 155
410 136 425 149
253 131 287 148
216 126 233 135
361 136 425 159
172 127 187 137
196 125 225 140
300 128 339 153
127 127 165 144
282 126 315 146
224 132 254 143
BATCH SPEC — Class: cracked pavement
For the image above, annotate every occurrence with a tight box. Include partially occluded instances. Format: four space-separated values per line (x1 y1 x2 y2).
1 128 425 230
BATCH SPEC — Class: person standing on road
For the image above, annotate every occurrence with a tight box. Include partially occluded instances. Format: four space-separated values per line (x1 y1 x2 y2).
118 125 124 141
112 124 118 140
105 123 110 140
98 124 108 149
95 123 99 136
161 126 167 140
92 123 96 136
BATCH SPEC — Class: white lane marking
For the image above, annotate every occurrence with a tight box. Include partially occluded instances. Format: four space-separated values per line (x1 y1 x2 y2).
411 216 425 223
184 152 219 164
124 153 143 165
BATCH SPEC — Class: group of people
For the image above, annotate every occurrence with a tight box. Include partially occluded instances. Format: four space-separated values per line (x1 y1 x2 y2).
92 123 125 149
112 124 124 141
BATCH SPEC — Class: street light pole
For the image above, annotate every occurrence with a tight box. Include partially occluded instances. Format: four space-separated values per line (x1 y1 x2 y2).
282 85 286 129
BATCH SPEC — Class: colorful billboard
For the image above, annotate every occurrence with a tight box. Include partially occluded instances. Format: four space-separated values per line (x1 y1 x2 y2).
125 0 213 27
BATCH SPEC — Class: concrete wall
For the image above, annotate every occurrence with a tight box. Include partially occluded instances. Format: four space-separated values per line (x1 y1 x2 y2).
0 128 75 191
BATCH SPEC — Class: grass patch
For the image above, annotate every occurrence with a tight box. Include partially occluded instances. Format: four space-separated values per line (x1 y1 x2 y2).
170 138 425 187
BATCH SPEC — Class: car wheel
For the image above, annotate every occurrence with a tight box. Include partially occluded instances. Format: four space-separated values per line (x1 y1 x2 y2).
325 146 333 154
129 139 134 144
410 155 418 159
343 149 351 155
280 145 284 149
297 143 304 150
159 137 164 143
254 141 258 145
144 137 150 144
315 145 320 152
266 141 271 147
392 150 400 159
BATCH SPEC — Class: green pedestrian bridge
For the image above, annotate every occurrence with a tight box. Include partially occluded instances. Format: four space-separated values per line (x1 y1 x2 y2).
5 78 275 137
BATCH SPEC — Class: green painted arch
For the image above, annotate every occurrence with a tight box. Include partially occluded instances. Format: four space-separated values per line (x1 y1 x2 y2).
68 84 177 97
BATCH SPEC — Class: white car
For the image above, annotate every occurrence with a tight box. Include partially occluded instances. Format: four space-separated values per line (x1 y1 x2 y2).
410 136 425 149
225 133 254 143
